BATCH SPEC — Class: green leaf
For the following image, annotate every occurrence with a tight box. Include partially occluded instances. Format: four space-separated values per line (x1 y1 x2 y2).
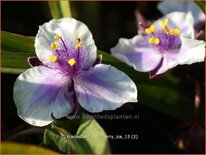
44 114 111 154
195 0 205 13
2 31 35 53
48 1 72 18
44 123 84 154
76 113 111 154
1 142 58 154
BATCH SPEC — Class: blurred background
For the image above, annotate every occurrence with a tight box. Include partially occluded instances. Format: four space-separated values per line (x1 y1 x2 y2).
1 1 205 153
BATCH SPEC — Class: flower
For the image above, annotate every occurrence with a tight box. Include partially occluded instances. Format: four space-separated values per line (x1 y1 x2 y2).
111 12 205 78
157 1 205 28
13 18 137 127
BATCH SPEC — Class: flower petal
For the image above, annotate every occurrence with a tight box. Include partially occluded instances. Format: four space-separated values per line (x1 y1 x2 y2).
153 12 195 38
178 35 205 64
111 35 162 72
35 18 97 69
73 64 137 113
157 2 205 26
154 35 205 75
13 66 73 126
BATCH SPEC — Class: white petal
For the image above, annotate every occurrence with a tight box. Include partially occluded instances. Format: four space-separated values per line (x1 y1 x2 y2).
111 35 162 72
178 35 205 64
157 2 205 26
73 64 137 113
35 18 97 69
153 12 195 38
155 35 205 75
13 66 73 126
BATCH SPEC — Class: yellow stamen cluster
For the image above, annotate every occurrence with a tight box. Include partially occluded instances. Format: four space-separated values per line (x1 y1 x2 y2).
49 55 58 62
68 58 76 67
170 28 181 35
50 43 58 50
54 35 62 40
145 25 155 34
75 37 83 49
160 18 169 34
149 37 160 45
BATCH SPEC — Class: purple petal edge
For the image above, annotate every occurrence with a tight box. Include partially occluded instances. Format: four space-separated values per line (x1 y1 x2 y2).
149 57 164 79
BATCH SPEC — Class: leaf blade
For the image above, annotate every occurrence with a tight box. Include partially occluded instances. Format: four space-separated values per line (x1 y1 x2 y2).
76 113 111 154
44 123 85 154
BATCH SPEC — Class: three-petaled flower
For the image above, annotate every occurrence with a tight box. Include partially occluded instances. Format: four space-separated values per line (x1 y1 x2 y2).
111 12 205 78
13 18 137 126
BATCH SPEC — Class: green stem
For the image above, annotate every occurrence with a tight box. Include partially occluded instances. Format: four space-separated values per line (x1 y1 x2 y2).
48 1 72 19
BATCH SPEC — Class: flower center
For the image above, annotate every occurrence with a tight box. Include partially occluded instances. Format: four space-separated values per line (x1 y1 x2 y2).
48 35 84 77
145 18 182 52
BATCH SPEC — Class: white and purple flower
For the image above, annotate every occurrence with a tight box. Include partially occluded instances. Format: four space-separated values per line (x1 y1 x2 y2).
13 18 137 127
111 12 205 78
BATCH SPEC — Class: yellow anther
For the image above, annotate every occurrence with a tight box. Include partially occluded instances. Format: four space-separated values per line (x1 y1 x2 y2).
75 37 81 42
145 25 155 34
170 28 181 35
75 41 83 49
49 55 58 62
149 38 154 44
54 35 62 40
149 37 160 45
154 38 160 44
160 18 169 28
163 27 169 34
68 58 76 67
160 18 169 34
50 43 58 50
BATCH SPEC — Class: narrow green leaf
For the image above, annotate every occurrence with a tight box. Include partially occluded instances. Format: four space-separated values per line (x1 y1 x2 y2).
1 67 27 74
195 0 205 13
1 31 35 73
2 31 35 53
138 84 194 118
76 113 111 154
2 50 31 70
48 1 72 19
1 142 58 154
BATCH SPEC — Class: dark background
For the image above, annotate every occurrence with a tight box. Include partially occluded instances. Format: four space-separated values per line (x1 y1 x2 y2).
1 1 205 153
